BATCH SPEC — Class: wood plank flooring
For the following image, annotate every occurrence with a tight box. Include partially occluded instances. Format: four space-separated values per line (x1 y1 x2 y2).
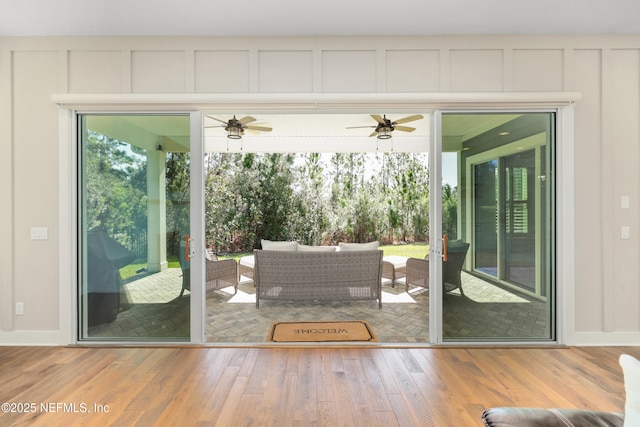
0 345 635 426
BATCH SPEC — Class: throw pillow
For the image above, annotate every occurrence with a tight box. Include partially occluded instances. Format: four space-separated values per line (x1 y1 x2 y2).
261 239 298 251
297 244 337 252
338 241 379 251
620 353 640 427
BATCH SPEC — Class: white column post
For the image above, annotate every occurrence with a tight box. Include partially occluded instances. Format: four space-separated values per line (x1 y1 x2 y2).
147 148 167 272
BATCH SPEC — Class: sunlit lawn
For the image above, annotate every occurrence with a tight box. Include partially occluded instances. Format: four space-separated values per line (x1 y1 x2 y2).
120 242 429 280
380 242 429 258
220 242 430 260
120 257 179 280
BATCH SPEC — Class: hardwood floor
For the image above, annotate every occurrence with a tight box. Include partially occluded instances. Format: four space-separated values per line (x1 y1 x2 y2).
0 345 635 426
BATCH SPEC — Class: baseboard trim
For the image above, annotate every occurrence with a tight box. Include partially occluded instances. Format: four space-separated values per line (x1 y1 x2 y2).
0 330 71 346
573 331 640 346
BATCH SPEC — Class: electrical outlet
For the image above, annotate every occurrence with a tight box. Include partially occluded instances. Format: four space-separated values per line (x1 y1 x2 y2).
622 196 630 209
622 226 630 240
30 227 48 240
16 302 24 315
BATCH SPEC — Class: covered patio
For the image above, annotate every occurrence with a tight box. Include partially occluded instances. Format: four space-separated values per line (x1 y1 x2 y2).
87 267 548 343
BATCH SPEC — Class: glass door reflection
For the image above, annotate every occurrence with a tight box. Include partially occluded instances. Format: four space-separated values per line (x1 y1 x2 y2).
441 112 555 342
78 114 191 341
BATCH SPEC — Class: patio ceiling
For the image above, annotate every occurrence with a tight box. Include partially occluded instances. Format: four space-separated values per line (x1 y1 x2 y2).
86 113 523 154
203 113 431 153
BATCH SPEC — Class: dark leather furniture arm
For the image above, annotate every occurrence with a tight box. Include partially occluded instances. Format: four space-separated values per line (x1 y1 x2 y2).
481 407 624 427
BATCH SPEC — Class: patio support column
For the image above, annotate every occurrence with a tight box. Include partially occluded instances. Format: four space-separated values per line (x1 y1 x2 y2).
147 148 167 273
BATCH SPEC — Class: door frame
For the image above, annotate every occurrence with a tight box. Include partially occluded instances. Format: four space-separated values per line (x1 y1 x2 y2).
55 92 577 345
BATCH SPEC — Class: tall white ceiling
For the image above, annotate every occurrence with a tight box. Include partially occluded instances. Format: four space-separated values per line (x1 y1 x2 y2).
1 0 639 37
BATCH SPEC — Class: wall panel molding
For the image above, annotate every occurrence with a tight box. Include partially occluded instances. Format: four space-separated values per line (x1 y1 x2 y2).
2 34 640 343
600 48 616 332
0 49 14 332
122 50 132 93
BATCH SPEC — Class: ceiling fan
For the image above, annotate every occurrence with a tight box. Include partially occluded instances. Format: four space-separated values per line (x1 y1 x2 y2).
205 115 272 139
347 114 424 139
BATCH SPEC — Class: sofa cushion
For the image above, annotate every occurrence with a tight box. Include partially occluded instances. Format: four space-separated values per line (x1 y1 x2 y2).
297 244 337 252
239 255 254 268
620 354 640 427
481 407 624 427
261 239 298 251
338 241 379 251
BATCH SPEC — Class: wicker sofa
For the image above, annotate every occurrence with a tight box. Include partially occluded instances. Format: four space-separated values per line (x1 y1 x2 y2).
253 249 383 308
243 251 405 288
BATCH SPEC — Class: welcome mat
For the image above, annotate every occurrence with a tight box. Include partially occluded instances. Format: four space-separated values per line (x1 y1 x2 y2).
267 320 377 343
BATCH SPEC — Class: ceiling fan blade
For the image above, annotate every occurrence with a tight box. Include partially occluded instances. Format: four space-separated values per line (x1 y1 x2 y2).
244 129 260 136
369 131 378 137
204 125 226 128
393 114 424 125
371 114 384 124
346 125 376 129
245 125 272 132
206 115 230 125
238 116 257 125
394 125 416 133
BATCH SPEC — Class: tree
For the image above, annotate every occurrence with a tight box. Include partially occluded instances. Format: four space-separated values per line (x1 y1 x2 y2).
203 151 435 252
83 131 147 254
255 153 296 242
165 152 190 256
207 153 298 250
289 153 330 245
204 153 238 252
350 185 385 243
442 183 458 239
384 153 429 242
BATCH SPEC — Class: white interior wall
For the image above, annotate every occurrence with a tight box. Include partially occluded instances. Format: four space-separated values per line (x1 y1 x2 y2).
1 35 639 345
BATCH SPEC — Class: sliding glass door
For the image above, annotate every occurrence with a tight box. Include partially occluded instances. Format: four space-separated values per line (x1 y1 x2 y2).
439 112 556 342
75 108 558 345
78 114 192 341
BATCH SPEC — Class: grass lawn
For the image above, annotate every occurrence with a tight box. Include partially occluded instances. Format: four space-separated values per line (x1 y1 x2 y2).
120 258 180 281
219 242 430 260
380 242 429 258
119 242 429 281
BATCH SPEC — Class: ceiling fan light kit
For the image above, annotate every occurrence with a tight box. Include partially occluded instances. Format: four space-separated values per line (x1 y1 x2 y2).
226 126 243 139
347 114 424 140
377 127 393 139
206 114 273 141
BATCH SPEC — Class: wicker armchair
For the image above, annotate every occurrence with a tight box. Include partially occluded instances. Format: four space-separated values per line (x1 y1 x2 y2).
179 240 190 296
403 242 470 294
179 242 238 296
442 242 469 294
405 257 429 291
205 252 238 295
